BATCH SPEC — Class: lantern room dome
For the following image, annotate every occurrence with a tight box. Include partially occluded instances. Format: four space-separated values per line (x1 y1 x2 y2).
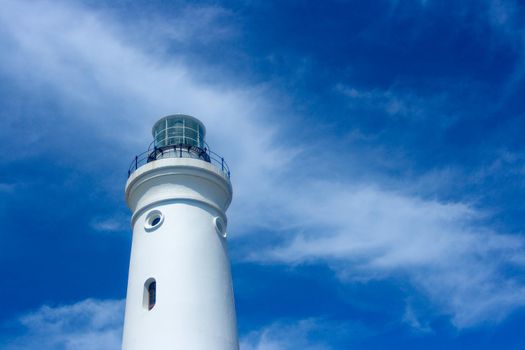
128 113 230 179
152 114 206 149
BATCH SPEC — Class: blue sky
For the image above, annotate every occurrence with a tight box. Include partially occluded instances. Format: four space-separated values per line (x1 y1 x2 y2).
1 0 525 349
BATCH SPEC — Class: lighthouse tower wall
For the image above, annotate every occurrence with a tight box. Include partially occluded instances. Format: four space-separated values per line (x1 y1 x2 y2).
122 157 238 350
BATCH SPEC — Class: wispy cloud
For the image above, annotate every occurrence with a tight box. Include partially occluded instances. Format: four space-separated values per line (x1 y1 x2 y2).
240 318 364 350
0 299 124 350
0 0 294 199
246 182 525 327
90 216 128 233
241 319 327 350
334 83 456 122
402 301 433 334
1 302 357 350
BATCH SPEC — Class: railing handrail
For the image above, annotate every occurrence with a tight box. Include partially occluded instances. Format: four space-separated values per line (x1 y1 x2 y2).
127 142 231 179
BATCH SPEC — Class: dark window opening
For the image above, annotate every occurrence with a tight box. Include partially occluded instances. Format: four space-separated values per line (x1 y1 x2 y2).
151 216 161 227
148 281 156 310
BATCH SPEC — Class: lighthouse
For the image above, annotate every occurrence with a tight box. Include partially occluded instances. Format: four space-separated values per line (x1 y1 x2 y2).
122 114 238 349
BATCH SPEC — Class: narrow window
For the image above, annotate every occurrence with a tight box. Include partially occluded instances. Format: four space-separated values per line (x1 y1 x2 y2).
148 281 156 310
143 278 156 310
214 217 227 238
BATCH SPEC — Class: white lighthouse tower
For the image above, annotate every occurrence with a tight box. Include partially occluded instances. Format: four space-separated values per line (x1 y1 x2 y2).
122 114 238 350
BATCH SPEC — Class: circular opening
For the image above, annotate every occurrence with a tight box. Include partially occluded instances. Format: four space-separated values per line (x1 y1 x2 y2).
145 210 164 231
214 217 227 238
151 216 161 226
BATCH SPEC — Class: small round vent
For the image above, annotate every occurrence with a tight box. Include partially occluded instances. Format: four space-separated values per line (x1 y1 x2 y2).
145 210 164 231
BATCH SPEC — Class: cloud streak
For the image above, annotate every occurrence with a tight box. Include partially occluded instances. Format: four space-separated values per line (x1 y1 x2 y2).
0 301 346 350
248 182 525 327
0 299 124 350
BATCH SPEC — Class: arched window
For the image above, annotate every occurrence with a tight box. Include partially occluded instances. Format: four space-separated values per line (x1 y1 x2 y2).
144 278 156 310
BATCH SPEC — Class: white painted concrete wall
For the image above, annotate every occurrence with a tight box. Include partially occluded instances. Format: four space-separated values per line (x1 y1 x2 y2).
122 158 238 350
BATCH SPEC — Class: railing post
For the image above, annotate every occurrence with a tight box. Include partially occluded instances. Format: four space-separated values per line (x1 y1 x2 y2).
135 156 138 170
221 157 224 171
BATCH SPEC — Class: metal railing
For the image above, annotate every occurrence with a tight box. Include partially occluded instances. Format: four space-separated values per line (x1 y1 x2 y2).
128 140 231 179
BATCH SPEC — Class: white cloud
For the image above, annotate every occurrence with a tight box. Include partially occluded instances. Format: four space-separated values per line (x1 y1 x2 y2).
240 318 373 350
0 0 295 204
335 83 454 122
90 216 128 233
248 183 525 327
1 299 124 350
0 0 524 332
402 302 433 334
2 303 354 350
241 319 336 350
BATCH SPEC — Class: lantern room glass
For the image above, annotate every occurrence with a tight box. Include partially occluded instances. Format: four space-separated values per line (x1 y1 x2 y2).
152 115 205 149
